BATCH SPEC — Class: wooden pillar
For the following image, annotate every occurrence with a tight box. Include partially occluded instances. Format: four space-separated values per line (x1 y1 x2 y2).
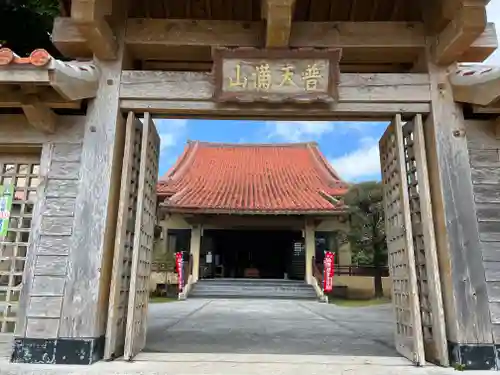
424 59 495 370
304 221 315 285
11 9 129 365
190 225 202 283
338 239 351 267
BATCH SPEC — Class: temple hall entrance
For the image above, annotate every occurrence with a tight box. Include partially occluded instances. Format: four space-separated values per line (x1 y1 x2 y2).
200 229 303 280
105 111 449 370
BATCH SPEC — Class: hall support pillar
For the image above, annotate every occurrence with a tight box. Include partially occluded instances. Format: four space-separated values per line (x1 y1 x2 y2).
424 59 496 370
190 225 202 282
304 220 315 285
337 237 351 267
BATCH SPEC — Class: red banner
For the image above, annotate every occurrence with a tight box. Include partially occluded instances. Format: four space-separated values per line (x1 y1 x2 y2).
175 252 184 292
323 252 335 292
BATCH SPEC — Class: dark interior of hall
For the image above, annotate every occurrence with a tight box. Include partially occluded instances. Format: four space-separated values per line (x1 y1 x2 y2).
200 229 304 280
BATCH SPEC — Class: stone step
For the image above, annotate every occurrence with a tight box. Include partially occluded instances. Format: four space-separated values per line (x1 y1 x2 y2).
189 280 318 301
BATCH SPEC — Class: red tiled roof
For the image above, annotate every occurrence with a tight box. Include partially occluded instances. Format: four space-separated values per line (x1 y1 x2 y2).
157 141 349 214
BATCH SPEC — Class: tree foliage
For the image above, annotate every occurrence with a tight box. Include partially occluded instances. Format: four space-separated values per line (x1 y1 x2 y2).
344 181 387 297
1 0 62 57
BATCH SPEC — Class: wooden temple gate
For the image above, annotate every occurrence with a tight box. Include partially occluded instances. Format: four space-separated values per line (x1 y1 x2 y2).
0 0 500 370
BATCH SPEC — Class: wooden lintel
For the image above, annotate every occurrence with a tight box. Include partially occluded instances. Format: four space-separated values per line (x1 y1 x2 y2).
21 95 57 133
71 0 117 60
0 86 82 109
52 17 496 64
432 1 487 65
263 0 296 48
118 70 430 118
120 71 431 103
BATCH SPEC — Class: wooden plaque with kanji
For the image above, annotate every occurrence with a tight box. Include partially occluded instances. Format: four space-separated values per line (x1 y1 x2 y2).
212 48 341 103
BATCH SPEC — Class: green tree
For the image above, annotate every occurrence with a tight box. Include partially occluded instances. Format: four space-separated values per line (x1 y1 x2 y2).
344 181 387 298
1 0 62 57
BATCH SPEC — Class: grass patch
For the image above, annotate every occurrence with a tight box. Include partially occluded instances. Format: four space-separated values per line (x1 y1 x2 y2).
149 296 178 304
329 298 391 307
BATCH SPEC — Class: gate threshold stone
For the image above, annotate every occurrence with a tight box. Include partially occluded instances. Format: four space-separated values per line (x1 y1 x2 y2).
0 354 489 375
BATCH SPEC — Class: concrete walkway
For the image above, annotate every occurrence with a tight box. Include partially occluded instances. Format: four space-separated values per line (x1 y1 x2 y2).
145 298 399 356
0 299 493 374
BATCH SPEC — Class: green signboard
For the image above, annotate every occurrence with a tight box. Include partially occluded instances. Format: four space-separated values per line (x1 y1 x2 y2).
0 185 14 237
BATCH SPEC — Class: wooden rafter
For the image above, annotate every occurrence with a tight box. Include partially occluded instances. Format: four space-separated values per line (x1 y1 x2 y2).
262 0 296 48
52 17 497 64
431 0 488 65
71 0 117 60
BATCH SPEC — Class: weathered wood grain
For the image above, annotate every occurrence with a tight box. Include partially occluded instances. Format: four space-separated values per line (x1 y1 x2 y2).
466 120 500 150
489 302 500 324
0 115 85 144
484 262 500 282
40 217 73 236
468 149 500 167
14 144 51 337
121 99 431 119
120 71 431 103
471 167 500 185
31 276 65 296
45 180 79 198
37 236 72 255
34 256 68 276
474 185 500 204
425 61 492 344
28 297 63 318
476 202 500 222
479 221 500 242
41 198 76 217
48 161 81 180
105 112 139 359
52 143 83 162
60 16 128 339
25 318 59 339
487 281 500 302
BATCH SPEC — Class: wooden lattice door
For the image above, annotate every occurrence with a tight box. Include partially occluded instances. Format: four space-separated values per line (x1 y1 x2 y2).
124 112 160 360
401 115 448 366
379 114 425 366
104 112 143 359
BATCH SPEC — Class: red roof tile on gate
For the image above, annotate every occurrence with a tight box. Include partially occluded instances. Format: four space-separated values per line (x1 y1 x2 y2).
157 141 349 214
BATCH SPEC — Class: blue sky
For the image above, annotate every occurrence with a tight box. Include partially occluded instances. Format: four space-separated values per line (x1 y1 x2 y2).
155 3 500 184
156 119 388 183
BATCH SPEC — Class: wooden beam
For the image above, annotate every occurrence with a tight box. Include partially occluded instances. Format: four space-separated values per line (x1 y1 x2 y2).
21 95 57 133
119 71 431 103
432 1 487 65
0 87 82 109
71 0 117 60
118 70 431 119
120 99 431 120
53 17 496 64
263 0 296 48
460 22 498 62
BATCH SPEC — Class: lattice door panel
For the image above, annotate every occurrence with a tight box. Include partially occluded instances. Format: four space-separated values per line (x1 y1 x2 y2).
124 112 160 360
402 115 448 366
105 113 143 359
379 114 425 366
0 155 40 333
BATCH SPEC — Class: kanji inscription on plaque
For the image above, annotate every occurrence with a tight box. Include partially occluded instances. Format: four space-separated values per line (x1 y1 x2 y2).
213 48 341 103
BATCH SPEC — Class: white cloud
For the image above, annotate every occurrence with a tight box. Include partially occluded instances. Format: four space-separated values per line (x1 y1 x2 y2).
266 121 368 142
486 2 500 64
330 137 381 182
155 119 188 152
